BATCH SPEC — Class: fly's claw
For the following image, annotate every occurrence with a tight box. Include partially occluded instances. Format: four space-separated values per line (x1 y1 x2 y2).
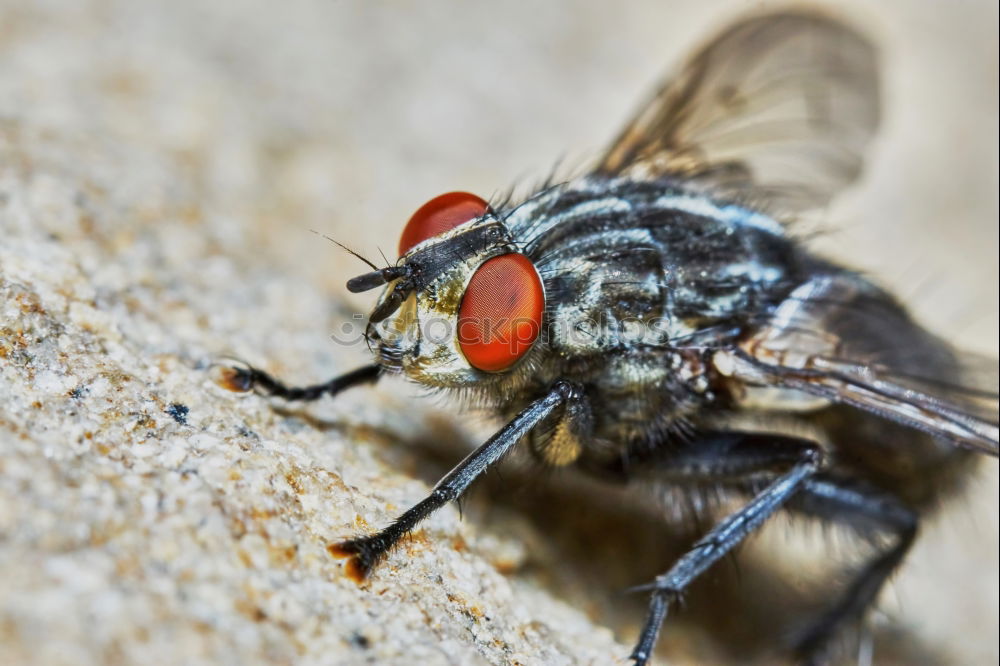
629 651 651 666
328 535 386 583
209 358 256 393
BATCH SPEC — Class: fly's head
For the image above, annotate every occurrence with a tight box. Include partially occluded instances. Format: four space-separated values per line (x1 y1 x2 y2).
348 192 546 389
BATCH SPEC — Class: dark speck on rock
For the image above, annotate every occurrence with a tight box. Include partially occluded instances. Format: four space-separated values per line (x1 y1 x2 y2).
237 424 259 439
166 403 189 425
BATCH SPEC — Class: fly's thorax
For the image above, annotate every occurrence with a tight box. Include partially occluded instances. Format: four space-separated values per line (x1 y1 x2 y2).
504 175 803 356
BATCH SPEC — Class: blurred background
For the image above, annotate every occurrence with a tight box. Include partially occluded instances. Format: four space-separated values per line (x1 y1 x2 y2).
0 0 996 664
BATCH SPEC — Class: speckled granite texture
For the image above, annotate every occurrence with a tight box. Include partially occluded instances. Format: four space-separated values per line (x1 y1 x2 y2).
0 2 996 665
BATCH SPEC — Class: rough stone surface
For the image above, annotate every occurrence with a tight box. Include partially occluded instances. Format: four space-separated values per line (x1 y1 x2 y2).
0 2 996 666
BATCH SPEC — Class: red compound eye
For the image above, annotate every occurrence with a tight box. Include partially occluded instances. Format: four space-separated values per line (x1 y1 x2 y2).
398 191 489 256
458 254 544 372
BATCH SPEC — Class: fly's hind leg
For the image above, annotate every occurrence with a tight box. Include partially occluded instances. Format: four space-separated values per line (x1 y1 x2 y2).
788 475 918 664
212 360 381 401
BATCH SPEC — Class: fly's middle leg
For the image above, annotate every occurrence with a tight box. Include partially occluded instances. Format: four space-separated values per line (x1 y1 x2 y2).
787 475 918 664
617 432 827 666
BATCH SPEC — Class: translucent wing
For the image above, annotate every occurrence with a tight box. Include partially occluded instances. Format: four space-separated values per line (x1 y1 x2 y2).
596 11 879 215
717 276 999 456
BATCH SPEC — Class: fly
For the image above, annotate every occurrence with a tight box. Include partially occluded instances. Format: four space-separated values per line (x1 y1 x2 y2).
214 10 999 665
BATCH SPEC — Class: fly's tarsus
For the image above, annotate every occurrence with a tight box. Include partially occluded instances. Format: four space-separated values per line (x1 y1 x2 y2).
211 360 380 402
328 381 577 583
210 358 256 393
328 536 390 583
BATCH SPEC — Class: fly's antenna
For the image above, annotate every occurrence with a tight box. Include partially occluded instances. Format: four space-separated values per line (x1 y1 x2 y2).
346 265 408 294
310 230 381 271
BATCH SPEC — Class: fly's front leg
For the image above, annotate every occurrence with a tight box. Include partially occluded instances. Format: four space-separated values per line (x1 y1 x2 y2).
212 360 381 401
623 433 826 666
330 380 582 581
